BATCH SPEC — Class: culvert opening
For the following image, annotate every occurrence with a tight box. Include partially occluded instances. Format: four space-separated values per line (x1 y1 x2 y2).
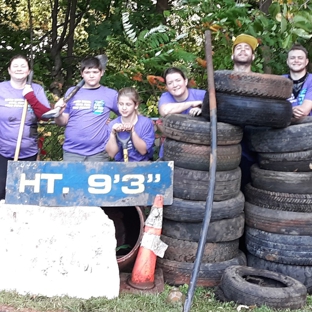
103 206 145 272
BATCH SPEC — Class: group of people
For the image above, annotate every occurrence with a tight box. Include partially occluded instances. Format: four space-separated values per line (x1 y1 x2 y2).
0 34 311 200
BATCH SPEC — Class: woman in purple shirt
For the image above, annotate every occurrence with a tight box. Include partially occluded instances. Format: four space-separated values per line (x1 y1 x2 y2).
157 67 206 158
0 55 50 200
158 67 206 117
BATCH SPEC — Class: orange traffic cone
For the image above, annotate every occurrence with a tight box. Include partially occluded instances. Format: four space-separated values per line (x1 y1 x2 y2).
127 194 167 290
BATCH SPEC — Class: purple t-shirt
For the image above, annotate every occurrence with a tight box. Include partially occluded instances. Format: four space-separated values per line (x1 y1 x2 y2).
63 86 119 156
0 81 50 158
158 88 206 114
283 73 312 116
107 115 155 161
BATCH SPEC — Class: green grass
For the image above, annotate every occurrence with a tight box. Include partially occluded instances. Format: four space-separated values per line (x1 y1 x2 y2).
0 285 311 312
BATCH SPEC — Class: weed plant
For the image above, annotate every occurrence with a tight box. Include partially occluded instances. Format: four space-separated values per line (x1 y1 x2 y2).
0 285 311 312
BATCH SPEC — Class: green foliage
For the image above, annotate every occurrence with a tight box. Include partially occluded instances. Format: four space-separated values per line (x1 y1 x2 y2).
170 0 312 75
37 122 64 161
0 0 312 118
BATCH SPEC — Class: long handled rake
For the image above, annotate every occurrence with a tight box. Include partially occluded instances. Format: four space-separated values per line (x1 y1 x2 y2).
14 0 34 161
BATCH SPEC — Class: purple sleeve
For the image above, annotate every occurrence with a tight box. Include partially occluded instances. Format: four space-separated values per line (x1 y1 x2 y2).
110 92 120 116
158 92 175 109
32 83 50 107
63 87 75 114
303 75 312 101
137 116 155 152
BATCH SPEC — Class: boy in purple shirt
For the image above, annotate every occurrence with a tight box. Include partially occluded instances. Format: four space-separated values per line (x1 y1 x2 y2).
54 56 119 161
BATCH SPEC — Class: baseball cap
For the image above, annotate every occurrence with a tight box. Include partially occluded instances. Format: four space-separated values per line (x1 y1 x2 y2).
232 34 258 53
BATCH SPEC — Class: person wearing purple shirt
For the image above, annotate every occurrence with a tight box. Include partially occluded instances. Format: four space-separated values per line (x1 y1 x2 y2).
158 67 206 117
0 55 51 200
54 56 119 161
106 87 154 162
157 67 206 158
283 44 312 117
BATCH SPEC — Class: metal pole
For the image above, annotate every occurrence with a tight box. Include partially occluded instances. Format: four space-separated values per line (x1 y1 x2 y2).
183 30 218 312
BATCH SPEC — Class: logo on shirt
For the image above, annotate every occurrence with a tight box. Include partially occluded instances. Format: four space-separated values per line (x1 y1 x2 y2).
93 100 105 115
298 88 307 105
288 88 307 106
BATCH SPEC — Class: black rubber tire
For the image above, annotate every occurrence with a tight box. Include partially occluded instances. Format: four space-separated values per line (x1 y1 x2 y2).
251 164 312 194
162 213 245 243
218 265 307 310
247 253 312 295
245 117 312 152
163 192 245 222
157 250 246 287
246 226 312 266
163 138 241 171
244 183 312 213
213 70 293 99
161 235 239 263
245 201 312 235
162 114 243 145
202 92 292 128
258 149 312 172
173 166 241 201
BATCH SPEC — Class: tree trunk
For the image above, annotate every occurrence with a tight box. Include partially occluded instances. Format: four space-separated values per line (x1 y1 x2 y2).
48 0 90 98
259 0 272 14
259 0 273 73
156 0 171 24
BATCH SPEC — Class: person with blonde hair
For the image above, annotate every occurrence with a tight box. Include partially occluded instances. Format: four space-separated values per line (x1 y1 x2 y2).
106 87 155 161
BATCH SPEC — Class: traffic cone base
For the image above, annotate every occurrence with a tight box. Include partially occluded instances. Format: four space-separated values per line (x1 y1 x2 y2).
127 275 155 290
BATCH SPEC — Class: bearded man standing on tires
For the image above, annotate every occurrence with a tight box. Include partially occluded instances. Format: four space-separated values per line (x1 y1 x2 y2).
283 44 312 118
231 34 258 73
231 34 259 191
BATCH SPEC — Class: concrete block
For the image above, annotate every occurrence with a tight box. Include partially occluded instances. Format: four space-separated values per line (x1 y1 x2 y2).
0 204 119 299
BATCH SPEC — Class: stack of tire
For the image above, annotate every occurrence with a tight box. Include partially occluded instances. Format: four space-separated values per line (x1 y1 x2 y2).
202 70 293 128
156 113 247 286
244 117 312 294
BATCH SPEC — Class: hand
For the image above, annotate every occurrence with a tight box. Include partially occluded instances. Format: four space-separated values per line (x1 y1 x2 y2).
122 123 134 132
23 84 33 96
112 123 124 134
292 106 305 119
54 98 66 115
189 107 202 117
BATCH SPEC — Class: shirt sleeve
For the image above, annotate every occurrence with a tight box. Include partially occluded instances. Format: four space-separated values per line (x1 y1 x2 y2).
24 91 51 120
303 75 312 101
